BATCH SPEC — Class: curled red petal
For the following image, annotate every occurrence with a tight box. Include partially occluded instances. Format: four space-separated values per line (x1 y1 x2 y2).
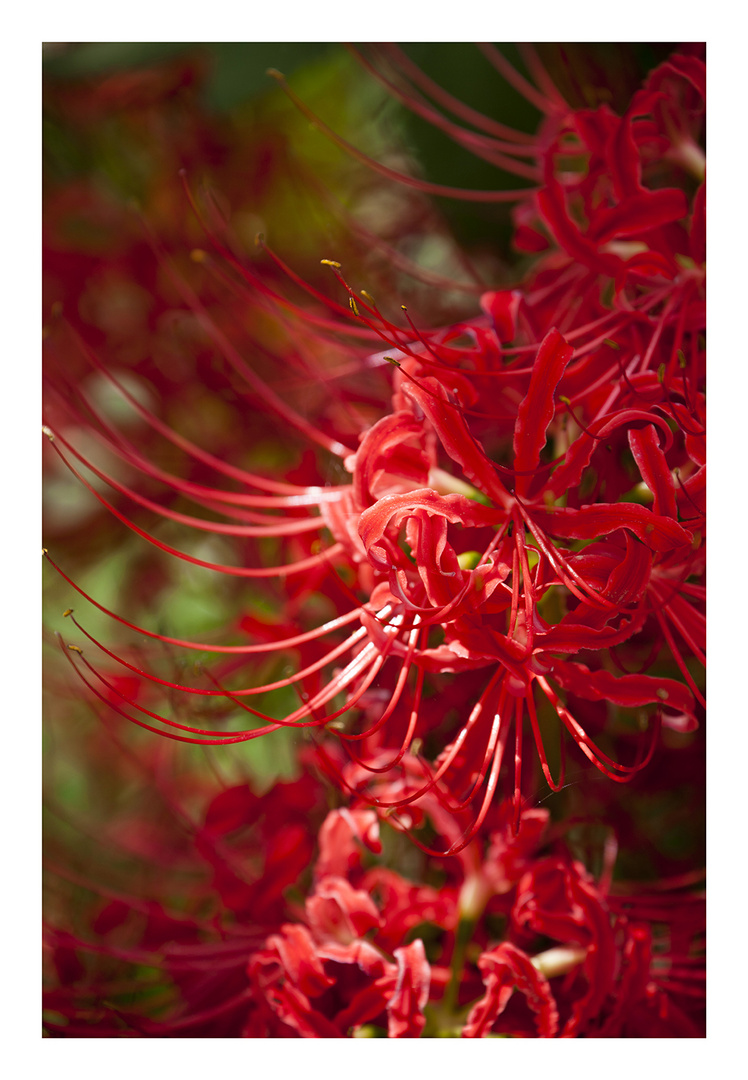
547 409 673 501
316 808 382 879
462 942 558 1038
551 659 697 726
402 380 512 507
387 939 431 1038
588 188 688 243
536 180 625 279
480 289 522 343
648 54 706 101
358 488 500 571
513 327 574 497
536 611 646 654
512 858 617 1036
257 924 333 999
533 502 692 553
306 877 381 944
628 424 678 520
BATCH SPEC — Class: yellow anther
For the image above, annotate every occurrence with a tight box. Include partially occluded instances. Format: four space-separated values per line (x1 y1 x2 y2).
67 644 83 655
42 426 54 440
349 296 360 316
63 609 73 618
360 289 375 304
320 259 341 268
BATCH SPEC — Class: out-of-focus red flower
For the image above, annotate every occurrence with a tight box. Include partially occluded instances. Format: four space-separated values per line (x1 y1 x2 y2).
43 689 704 1039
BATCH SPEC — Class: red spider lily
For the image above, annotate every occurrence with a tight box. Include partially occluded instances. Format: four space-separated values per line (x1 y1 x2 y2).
183 795 706 1038
45 293 702 850
44 44 705 858
47 788 704 1038
43 667 703 1040
248 908 432 1038
461 856 704 1038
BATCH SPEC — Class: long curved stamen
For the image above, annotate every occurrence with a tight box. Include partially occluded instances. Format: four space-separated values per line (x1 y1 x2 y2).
525 687 566 792
404 703 512 857
537 676 661 780
516 43 570 111
64 610 372 699
267 69 537 204
44 551 362 654
344 663 426 774
298 171 484 294
346 45 542 181
375 43 538 145
45 376 341 523
652 608 706 709
45 425 328 539
55 322 348 499
44 433 345 579
513 696 524 832
203 625 404 732
339 617 423 748
476 43 564 116
62 608 407 741
139 214 355 458
351 670 506 814
59 639 282 745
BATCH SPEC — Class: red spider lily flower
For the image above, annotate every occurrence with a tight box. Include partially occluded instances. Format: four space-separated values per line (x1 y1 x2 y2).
248 891 432 1038
44 675 703 1041
246 795 552 1038
248 793 704 1038
44 44 705 860
45 261 703 851
517 51 705 284
462 857 704 1038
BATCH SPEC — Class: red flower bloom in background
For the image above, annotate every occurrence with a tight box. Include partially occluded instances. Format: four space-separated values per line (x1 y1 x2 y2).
43 729 704 1036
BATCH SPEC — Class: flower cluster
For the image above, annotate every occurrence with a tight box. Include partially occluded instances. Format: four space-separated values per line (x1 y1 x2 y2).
43 43 705 1037
43 738 705 1038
